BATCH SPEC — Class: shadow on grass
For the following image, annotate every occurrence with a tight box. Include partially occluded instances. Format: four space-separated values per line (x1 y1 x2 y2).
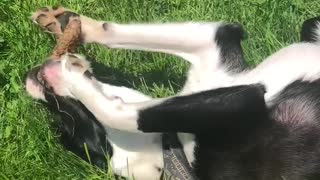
87 55 186 93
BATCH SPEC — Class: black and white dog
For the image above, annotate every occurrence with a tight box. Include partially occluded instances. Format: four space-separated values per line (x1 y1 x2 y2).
26 7 320 180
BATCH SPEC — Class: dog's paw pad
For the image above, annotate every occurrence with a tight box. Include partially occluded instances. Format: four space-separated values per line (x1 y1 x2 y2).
31 6 79 36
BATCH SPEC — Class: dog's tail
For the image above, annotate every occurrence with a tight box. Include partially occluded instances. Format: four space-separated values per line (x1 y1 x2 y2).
300 16 320 43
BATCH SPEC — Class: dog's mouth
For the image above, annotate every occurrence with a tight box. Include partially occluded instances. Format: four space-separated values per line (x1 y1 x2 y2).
30 65 53 90
28 58 64 91
25 62 56 100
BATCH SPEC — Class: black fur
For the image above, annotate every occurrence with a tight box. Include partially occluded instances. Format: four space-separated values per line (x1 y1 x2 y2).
138 17 320 179
265 80 320 179
189 79 320 180
215 23 247 73
137 80 320 179
43 91 111 169
300 16 320 42
138 84 267 133
26 65 111 170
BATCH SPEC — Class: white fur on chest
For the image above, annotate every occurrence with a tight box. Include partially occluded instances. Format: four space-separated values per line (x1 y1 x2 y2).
107 128 163 180
100 84 163 179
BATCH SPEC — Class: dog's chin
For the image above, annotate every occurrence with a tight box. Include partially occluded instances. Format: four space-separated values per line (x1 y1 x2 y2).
25 66 46 101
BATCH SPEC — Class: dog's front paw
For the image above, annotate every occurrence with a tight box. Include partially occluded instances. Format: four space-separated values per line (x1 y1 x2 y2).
31 6 79 36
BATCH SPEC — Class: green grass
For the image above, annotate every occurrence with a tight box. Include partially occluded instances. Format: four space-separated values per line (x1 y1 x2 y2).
0 0 320 179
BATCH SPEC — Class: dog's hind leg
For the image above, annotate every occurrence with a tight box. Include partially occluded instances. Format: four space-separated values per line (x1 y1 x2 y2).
81 18 247 94
300 16 320 43
78 16 247 93
79 17 246 78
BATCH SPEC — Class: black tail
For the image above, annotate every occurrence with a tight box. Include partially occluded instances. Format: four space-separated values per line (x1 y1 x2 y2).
300 16 320 43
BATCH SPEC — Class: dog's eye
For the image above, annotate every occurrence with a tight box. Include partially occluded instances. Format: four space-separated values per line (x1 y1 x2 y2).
71 62 83 68
68 54 78 59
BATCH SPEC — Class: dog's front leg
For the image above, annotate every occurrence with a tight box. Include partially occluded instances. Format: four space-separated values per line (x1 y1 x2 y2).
82 18 216 56
70 74 267 133
32 7 230 64
68 76 144 132
135 84 268 133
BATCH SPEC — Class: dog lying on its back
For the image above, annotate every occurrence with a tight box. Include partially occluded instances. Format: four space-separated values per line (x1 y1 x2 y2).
26 7 320 180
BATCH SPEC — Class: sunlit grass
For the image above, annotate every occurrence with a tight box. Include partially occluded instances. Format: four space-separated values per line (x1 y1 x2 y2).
0 0 319 179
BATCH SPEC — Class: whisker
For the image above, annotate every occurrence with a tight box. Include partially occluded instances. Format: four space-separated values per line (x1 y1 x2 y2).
52 94 76 137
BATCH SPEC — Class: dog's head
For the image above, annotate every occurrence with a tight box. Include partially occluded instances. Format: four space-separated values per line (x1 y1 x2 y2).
26 54 95 99
25 54 112 169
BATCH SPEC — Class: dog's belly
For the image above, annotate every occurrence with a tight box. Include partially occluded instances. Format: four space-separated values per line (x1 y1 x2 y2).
234 43 320 100
107 128 163 180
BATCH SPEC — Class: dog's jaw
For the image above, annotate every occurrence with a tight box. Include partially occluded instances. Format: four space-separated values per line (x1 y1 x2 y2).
25 65 46 101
